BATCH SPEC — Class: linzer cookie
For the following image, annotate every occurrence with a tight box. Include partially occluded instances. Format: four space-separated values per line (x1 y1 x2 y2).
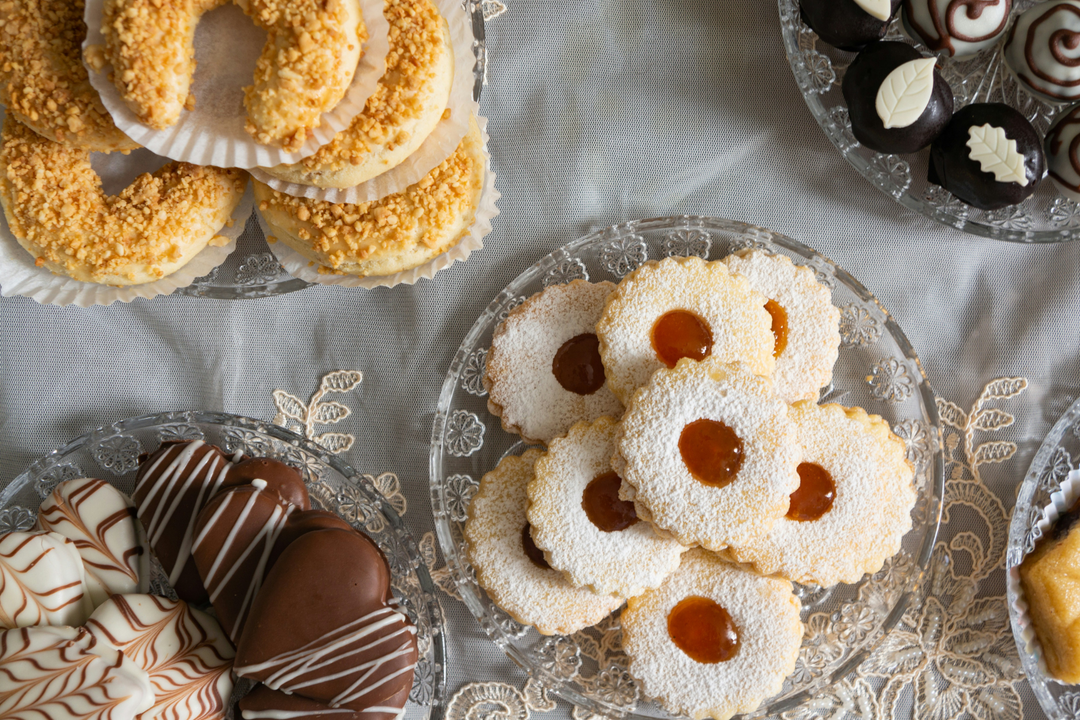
85 594 234 720
621 549 803 720
728 402 915 587
36 478 149 608
485 280 624 445
595 257 775 406
613 360 801 552
465 449 622 635
0 531 92 628
527 417 686 598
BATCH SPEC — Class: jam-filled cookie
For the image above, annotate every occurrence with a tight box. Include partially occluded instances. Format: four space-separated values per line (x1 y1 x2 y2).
527 417 687 598
464 449 622 635
595 257 775 406
621 549 803 720
723 250 840 403
729 401 915 587
485 280 624 445
614 360 801 552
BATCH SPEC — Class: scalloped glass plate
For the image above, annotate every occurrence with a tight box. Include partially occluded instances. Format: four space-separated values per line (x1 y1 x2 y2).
429 216 944 719
1007 396 1080 720
0 410 446 720
779 0 1080 243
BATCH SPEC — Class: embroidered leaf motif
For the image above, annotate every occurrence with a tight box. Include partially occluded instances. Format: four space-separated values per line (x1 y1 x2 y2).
315 432 354 454
273 390 306 421
936 398 968 429
972 408 1014 432
875 58 936 129
972 440 1016 466
418 532 438 571
320 370 363 394
966 124 1029 186
981 376 1027 400
854 0 890 19
312 401 350 424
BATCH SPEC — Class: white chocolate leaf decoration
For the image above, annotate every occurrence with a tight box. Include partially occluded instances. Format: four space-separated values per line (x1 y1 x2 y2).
966 123 1029 185
0 531 92 629
875 58 936 129
855 0 891 21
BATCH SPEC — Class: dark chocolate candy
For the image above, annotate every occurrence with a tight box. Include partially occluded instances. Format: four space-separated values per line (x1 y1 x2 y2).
226 458 311 510
801 0 901 50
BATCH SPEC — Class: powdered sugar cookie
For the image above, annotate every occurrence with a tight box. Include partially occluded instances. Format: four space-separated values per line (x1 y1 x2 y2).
613 360 801 551
464 449 622 635
485 280 624 445
621 548 802 720
595 257 775 406
527 417 687 598
722 250 840 403
729 401 915 586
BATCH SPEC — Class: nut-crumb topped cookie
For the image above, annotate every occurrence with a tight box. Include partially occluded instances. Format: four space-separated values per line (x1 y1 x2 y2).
485 280 624 445
527 417 686 598
464 449 622 636
596 257 775 405
621 548 802 720
728 401 915 587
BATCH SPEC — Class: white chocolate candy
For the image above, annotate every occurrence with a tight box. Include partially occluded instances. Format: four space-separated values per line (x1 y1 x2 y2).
902 0 1010 58
1046 104 1080 201
967 123 1029 185
856 0 892 21
0 531 92 629
875 58 936 129
1004 0 1080 102
36 478 150 608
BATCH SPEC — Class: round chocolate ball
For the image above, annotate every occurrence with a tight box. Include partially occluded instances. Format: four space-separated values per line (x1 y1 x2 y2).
801 0 901 51
928 103 1047 211
842 41 953 154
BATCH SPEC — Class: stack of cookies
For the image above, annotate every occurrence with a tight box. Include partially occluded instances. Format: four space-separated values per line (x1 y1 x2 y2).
466 251 917 720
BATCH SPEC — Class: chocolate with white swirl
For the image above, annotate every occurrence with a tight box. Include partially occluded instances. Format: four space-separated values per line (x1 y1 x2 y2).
86 594 234 720
1004 0 1080 102
36 478 149 608
902 0 1010 58
1046 104 1080 200
0 531 92 629
801 0 902 50
239 683 411 720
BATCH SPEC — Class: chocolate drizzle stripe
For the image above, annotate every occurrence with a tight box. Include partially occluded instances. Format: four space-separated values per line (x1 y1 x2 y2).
1024 4 1080 93
946 0 1008 43
241 710 360 718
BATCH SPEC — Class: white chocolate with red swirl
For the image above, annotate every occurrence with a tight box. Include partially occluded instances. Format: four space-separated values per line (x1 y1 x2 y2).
86 594 234 720
36 479 150 608
0 531 92 629
1004 0 1080 102
902 0 1010 58
0 625 154 720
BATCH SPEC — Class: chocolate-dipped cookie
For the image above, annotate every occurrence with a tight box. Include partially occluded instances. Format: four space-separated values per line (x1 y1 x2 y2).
928 103 1047 210
239 683 411 720
842 41 953 154
801 0 902 50
226 457 310 510
267 508 357 569
902 0 1010 58
1004 0 1080 103
1046 104 1080 201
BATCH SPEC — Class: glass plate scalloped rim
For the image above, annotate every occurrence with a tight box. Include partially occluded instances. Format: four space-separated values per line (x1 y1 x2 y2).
429 215 944 720
778 0 1080 244
1006 395 1080 720
0 410 446 720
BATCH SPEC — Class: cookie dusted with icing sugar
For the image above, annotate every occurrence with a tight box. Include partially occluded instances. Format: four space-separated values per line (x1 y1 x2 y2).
596 257 775 406
613 360 800 552
464 449 622 635
485 280 624 445
527 417 687 598
723 250 840 403
729 402 915 587
621 549 802 720
0 531 92 629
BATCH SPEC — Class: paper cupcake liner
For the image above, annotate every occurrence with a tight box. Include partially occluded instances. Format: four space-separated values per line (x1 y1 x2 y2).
255 114 498 289
83 0 391 168
1008 467 1080 681
250 0 478 203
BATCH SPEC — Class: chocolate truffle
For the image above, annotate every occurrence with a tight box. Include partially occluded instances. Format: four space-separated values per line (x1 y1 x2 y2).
842 41 953 153
928 103 1047 210
1046 104 1080 201
1004 0 1080 103
902 0 1010 58
801 0 902 51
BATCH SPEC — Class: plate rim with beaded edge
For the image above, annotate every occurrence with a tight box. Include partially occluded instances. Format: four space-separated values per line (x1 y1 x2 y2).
0 410 447 720
429 216 944 720
779 0 1080 243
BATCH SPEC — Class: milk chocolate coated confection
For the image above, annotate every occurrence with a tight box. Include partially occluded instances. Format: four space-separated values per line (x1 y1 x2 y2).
928 103 1047 210
902 0 1010 58
842 42 953 154
226 457 310 510
240 683 411 720
1004 1 1080 102
1046 105 1080 201
234 528 419 711
801 0 901 50
267 508 357 569
0 531 92 628
36 478 149 608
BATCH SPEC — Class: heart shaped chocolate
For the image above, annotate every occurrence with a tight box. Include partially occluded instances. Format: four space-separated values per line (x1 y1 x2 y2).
267 508 356 569
239 683 411 720
234 528 418 711
0 531 92 629
227 458 310 510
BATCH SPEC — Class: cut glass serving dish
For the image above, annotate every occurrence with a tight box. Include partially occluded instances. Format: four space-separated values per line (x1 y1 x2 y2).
429 215 944 718
0 410 446 720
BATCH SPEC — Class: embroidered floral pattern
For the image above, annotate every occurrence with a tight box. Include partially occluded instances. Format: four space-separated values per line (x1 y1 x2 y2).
272 370 363 455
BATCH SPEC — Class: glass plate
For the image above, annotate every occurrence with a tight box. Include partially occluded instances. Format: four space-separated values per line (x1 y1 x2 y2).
1007 396 1080 720
429 216 944 719
779 0 1080 243
0 410 446 720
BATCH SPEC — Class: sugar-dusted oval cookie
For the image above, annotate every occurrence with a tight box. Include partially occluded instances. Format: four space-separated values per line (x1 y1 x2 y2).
464 449 622 635
485 280 624 445
621 549 802 720
722 249 840 403
0 531 92 629
528 417 686 597
614 360 800 551
729 401 915 586
596 257 775 405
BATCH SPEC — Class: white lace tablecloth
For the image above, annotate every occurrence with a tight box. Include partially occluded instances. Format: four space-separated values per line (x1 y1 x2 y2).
0 1 1076 719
